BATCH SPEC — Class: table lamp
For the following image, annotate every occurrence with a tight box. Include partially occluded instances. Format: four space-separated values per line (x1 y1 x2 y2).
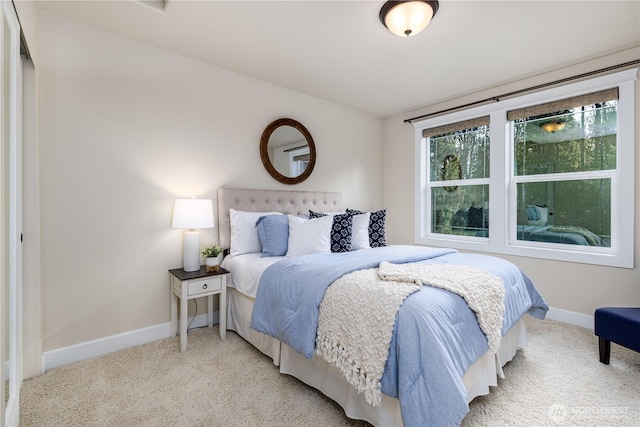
171 198 215 272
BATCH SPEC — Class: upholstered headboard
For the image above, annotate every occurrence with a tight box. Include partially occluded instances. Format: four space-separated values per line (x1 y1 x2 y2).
217 187 343 249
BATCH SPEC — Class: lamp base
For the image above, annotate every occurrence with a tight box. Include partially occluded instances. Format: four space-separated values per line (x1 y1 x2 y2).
183 231 200 272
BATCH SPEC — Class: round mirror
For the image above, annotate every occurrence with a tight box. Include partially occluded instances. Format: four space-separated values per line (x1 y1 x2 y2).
260 118 316 185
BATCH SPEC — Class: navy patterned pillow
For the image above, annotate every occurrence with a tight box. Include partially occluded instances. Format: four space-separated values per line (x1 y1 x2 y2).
309 210 353 252
308 210 325 219
346 208 387 247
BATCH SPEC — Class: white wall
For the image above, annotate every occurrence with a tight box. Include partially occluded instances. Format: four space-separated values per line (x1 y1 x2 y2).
38 12 383 352
33 7 639 368
383 49 640 316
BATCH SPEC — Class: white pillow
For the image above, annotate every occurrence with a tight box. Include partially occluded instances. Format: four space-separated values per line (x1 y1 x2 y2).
230 209 282 256
351 212 371 250
526 205 549 227
535 206 549 224
286 215 332 257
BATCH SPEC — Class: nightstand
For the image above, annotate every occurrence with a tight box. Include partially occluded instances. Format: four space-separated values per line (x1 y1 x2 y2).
169 266 229 352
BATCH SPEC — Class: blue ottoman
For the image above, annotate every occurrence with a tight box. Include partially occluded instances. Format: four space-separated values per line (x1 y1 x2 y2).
594 307 640 364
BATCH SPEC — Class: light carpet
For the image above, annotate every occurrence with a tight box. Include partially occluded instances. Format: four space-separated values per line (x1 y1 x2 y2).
21 317 640 426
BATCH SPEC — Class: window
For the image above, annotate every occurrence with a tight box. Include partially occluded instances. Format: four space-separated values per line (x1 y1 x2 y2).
510 89 617 249
415 69 637 268
289 147 310 176
424 117 490 238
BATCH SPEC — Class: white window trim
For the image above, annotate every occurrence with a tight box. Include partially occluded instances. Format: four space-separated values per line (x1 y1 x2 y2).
414 68 637 268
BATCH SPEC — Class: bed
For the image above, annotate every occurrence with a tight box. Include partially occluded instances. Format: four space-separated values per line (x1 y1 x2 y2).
516 204 608 246
450 206 608 246
516 224 608 246
217 187 548 426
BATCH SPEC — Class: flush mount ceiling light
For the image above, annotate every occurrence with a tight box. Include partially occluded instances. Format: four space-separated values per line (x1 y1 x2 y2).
379 1 439 37
540 120 566 133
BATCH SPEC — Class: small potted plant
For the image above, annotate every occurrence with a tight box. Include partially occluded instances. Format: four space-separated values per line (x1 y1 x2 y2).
201 244 223 272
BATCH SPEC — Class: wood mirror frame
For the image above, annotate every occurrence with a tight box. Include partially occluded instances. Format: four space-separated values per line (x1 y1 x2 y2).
260 118 316 185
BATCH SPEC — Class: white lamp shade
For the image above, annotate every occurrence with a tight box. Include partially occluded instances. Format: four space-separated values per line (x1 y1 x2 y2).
171 198 215 229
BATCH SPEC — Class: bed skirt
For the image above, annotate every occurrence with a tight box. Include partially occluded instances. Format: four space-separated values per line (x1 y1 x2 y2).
226 286 527 426
227 286 281 365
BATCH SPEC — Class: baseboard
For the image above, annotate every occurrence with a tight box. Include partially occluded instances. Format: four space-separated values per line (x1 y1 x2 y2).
42 311 219 373
41 306 590 373
546 306 594 330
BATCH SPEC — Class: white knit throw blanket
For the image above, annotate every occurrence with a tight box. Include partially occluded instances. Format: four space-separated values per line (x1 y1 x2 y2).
378 261 506 353
316 262 505 408
316 267 420 407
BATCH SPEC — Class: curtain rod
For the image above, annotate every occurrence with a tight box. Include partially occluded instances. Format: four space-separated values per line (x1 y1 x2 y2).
283 145 308 152
404 59 640 124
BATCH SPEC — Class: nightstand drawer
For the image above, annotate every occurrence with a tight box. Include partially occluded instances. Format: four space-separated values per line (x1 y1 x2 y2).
187 277 222 296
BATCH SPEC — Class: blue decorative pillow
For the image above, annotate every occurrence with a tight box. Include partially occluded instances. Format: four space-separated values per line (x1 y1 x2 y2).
256 214 289 257
526 205 548 226
526 205 539 221
346 208 387 247
309 210 353 252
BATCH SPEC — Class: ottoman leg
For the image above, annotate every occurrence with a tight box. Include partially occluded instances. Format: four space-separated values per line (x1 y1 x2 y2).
599 337 611 365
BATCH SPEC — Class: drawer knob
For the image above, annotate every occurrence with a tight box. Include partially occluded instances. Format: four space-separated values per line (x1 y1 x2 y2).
203 283 208 289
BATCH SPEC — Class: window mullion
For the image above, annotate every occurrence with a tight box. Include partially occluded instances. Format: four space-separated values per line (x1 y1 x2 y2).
512 170 616 184
489 110 507 248
430 178 489 187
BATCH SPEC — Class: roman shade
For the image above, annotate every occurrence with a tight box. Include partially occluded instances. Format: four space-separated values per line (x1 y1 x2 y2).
506 88 619 121
422 116 490 138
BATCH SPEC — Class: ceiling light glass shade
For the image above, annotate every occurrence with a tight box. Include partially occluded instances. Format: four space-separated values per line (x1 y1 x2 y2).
380 1 439 37
540 121 566 133
171 198 215 229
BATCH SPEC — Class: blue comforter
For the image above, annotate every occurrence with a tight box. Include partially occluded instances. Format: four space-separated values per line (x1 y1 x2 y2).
517 224 607 246
250 245 548 426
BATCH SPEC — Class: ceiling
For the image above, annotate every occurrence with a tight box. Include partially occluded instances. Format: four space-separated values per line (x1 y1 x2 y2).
35 0 640 118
